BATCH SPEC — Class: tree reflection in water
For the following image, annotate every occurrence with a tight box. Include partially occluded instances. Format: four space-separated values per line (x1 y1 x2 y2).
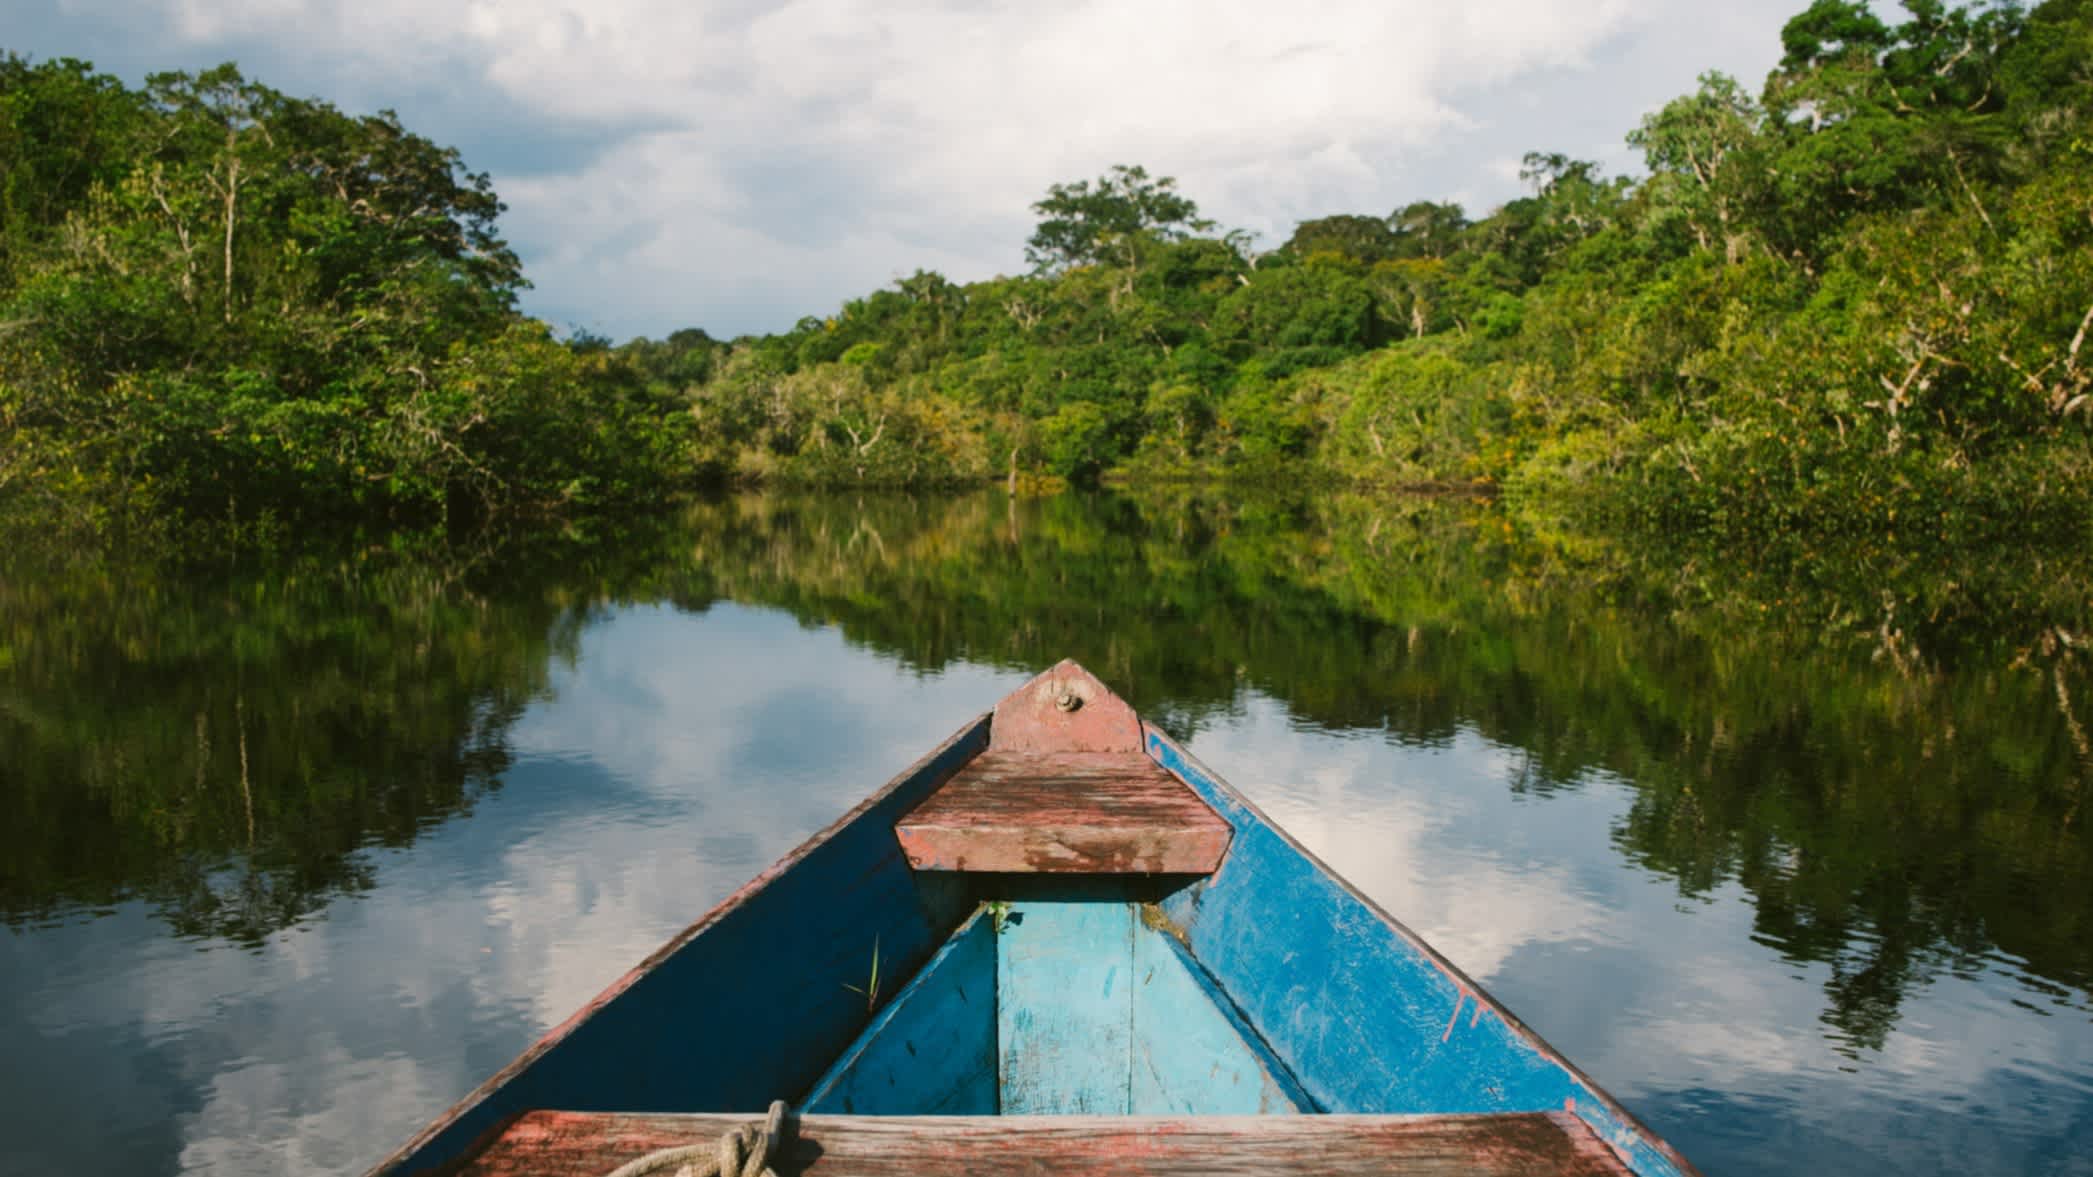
2 489 2087 1049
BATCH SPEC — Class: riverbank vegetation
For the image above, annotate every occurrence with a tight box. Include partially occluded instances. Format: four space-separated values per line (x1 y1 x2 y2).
624 0 2093 557
0 60 694 541
4 0 2090 565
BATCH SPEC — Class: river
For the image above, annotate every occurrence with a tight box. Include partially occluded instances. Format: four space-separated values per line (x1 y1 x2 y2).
2 489 2088 1175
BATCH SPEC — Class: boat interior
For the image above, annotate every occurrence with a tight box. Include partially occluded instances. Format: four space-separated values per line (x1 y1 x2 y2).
803 878 1311 1117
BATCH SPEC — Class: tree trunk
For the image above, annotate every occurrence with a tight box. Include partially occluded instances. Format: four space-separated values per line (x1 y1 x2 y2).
221 153 241 324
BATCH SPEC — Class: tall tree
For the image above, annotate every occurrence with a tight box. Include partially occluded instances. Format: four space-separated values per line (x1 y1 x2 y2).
0 56 147 291
1629 72 1765 260
1387 201 1469 260
1284 214 1399 263
1025 165 1213 273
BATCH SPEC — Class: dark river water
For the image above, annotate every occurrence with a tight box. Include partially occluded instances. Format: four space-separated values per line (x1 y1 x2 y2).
2 490 2090 1176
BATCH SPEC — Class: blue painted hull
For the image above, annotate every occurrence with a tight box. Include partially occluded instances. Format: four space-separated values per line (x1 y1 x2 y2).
369 706 1699 1177
1145 730 1696 1176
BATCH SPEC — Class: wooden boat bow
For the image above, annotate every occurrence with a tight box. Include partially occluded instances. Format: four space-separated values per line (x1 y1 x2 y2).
895 661 1231 875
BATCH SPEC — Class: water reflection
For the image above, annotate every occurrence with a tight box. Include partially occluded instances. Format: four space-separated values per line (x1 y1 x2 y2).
1 600 1023 1175
1188 697 2093 1176
1 490 2090 1177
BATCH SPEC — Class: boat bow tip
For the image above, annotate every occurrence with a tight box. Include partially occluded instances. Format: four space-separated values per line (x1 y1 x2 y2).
991 660 1142 753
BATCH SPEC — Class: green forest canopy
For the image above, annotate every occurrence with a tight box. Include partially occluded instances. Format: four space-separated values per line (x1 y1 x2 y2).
2 0 2090 563
0 60 691 536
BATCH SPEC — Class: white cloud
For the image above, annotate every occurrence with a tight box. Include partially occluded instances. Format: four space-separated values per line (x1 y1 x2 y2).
51 0 1811 336
456 0 1651 334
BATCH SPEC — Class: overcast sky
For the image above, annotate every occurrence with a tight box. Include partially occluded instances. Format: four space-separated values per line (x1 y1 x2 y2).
16 0 1806 340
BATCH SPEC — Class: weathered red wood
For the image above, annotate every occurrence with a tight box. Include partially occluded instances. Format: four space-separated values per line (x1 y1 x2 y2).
449 1110 1636 1176
896 750 1231 873
895 662 1232 873
989 659 1145 753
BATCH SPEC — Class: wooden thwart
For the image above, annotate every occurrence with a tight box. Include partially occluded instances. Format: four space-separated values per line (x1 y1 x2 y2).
897 751 1230 873
451 1111 1637 1176
894 662 1231 874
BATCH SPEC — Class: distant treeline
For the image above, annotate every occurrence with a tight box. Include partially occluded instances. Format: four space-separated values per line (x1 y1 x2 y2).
616 0 2093 559
3 0 2091 555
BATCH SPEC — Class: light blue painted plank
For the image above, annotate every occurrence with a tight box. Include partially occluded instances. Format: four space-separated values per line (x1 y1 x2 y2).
803 906 998 1115
1131 917 1311 1114
997 900 1132 1114
1146 728 1693 1177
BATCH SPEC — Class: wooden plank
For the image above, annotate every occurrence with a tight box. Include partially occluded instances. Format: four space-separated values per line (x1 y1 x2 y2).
449 1110 1637 1176
365 717 990 1177
896 663 1233 874
897 750 1231 874
803 907 998 1115
1130 910 1311 1115
1142 726 1702 1177
997 900 1132 1114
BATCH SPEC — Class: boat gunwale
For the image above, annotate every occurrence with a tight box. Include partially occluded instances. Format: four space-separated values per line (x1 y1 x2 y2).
361 711 994 1177
1141 722 1705 1177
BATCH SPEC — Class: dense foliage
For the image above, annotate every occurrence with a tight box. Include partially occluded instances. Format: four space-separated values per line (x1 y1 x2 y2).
0 60 697 539
619 0 2093 562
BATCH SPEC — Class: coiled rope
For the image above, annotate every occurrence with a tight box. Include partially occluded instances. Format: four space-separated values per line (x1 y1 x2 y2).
602 1100 792 1177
